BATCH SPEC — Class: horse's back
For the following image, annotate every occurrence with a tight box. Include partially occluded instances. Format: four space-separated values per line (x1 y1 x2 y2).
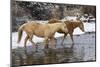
21 21 40 32
48 19 61 24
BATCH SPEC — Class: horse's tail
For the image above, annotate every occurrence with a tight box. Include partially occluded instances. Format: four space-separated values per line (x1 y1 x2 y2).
17 24 24 43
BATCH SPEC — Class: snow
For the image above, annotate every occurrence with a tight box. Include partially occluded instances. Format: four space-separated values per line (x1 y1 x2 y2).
61 16 96 23
84 23 95 32
12 21 95 49
61 16 78 21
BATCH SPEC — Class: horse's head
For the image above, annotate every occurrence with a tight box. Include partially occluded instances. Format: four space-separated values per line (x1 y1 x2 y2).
79 21 85 32
60 22 68 33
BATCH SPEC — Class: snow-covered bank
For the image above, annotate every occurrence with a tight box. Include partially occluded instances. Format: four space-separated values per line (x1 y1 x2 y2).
12 22 95 49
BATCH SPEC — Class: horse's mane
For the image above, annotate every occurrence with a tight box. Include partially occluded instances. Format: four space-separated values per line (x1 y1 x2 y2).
48 19 61 24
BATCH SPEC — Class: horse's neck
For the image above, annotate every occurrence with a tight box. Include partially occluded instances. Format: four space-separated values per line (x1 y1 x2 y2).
65 22 79 32
71 22 79 29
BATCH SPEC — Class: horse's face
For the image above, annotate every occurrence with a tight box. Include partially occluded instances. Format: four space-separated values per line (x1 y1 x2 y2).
61 23 68 33
79 22 85 32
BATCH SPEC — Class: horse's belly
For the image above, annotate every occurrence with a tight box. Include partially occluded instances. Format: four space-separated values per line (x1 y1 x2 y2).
34 31 45 38
35 34 44 38
57 30 65 33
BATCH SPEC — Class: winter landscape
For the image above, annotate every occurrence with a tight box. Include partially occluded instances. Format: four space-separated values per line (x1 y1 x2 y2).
11 1 96 66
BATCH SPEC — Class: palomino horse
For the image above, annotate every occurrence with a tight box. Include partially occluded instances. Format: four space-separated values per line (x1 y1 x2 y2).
17 21 68 49
48 19 85 45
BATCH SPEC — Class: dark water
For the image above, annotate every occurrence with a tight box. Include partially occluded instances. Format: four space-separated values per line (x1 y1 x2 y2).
12 32 96 66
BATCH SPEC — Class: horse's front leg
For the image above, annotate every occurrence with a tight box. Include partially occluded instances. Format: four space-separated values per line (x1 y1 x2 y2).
69 33 74 44
69 33 75 48
44 37 49 49
61 33 68 45
50 37 57 49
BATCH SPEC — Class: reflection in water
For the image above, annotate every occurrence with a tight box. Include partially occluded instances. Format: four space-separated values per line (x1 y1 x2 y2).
12 33 96 66
12 42 94 66
43 49 58 64
72 46 85 61
12 45 75 66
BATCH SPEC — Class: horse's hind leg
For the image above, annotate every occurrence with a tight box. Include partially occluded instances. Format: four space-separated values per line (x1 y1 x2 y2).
28 33 35 47
44 37 49 49
61 33 67 45
24 35 29 49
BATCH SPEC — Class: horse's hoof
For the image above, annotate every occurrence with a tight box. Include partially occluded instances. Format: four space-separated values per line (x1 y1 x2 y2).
23 47 27 50
51 45 56 49
51 47 56 50
44 45 49 49
43 48 49 53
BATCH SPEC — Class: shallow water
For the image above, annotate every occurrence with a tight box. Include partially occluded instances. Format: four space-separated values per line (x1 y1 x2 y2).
12 32 96 66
